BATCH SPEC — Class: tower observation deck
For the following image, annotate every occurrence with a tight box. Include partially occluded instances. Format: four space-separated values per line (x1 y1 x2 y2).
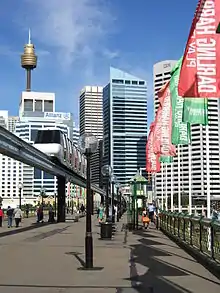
20 29 37 92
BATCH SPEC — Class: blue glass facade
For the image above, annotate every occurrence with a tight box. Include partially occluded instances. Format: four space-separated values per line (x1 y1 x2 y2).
103 67 147 184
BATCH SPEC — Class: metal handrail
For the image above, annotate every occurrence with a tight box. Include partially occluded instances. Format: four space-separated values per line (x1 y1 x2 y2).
159 211 220 263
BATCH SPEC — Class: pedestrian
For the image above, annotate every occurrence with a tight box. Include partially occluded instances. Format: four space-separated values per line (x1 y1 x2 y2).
25 205 29 218
148 203 155 224
14 206 22 228
6 206 13 228
98 204 104 223
48 205 55 223
80 204 85 215
0 207 3 227
114 204 118 221
142 208 150 229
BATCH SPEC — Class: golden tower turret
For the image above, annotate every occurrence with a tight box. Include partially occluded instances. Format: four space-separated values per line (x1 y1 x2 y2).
20 29 37 92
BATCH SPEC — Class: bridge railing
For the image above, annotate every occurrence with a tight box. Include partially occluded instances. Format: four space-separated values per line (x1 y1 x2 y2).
159 211 220 264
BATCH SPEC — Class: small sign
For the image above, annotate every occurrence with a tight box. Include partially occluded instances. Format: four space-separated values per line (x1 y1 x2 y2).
44 112 71 120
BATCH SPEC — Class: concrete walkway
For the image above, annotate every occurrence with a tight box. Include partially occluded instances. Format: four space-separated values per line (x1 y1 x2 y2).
0 216 219 292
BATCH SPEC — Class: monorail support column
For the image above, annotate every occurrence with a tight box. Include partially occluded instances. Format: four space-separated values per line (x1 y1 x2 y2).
57 176 66 222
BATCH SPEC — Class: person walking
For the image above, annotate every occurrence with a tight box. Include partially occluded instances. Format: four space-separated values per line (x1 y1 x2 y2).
7 206 13 228
14 206 22 228
25 205 29 218
142 208 150 229
148 203 156 224
98 204 104 224
0 207 3 227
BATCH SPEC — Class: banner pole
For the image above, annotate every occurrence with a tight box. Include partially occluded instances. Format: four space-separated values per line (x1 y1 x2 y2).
165 164 168 211
161 163 164 210
178 145 181 212
206 125 211 218
188 144 192 215
171 162 174 212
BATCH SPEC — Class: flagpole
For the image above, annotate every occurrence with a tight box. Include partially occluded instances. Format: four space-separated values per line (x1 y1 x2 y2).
171 162 174 212
152 173 156 202
188 144 192 215
178 145 181 212
165 164 168 211
161 163 164 210
206 125 211 218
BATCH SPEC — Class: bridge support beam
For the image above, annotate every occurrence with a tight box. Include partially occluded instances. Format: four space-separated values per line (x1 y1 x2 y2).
57 176 66 222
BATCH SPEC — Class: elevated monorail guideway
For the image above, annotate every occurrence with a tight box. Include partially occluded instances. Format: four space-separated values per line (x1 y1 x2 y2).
0 126 104 221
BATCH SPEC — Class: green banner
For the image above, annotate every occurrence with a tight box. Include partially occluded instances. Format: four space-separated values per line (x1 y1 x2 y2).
170 57 191 145
183 98 208 125
160 156 173 163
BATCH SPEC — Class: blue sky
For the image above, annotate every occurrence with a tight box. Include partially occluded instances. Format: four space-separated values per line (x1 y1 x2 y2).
0 0 198 125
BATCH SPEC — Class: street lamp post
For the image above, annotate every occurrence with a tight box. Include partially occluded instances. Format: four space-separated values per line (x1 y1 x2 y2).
54 193 57 217
119 190 122 218
78 133 98 269
115 182 121 222
101 165 113 221
40 187 45 207
111 175 117 223
18 183 23 209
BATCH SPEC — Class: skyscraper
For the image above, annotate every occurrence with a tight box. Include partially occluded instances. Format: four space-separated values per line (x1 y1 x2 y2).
15 114 72 199
0 111 22 208
16 91 73 201
103 67 147 184
19 91 55 117
153 61 220 209
153 60 177 204
79 86 103 138
79 86 103 185
73 123 79 146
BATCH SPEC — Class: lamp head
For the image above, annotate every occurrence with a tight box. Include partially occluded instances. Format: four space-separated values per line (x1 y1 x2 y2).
78 133 98 154
18 183 23 189
101 165 113 177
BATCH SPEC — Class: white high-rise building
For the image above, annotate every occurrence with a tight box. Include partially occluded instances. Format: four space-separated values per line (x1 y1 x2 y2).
15 114 72 199
79 86 103 139
19 91 55 116
16 91 74 202
79 86 103 185
73 123 79 146
153 61 220 208
0 111 22 208
153 61 177 205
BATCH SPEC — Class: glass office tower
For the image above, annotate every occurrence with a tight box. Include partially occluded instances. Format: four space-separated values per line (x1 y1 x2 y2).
103 67 147 184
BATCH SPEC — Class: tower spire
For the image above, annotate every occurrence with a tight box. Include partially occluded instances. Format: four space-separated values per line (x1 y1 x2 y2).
28 28 31 44
21 28 37 91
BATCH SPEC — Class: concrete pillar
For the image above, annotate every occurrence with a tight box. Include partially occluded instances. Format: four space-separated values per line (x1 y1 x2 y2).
57 176 66 222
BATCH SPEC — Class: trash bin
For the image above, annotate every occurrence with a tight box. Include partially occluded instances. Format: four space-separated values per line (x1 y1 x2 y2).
100 222 112 239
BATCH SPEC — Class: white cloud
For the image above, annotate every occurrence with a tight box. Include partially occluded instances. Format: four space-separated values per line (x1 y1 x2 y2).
18 0 116 70
102 49 120 59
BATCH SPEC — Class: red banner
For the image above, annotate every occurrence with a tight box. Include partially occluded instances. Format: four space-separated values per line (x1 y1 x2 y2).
178 0 220 98
153 104 162 154
146 123 161 173
158 82 176 156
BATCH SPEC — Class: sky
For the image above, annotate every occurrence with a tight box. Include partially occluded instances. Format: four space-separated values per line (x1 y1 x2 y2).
0 0 199 126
